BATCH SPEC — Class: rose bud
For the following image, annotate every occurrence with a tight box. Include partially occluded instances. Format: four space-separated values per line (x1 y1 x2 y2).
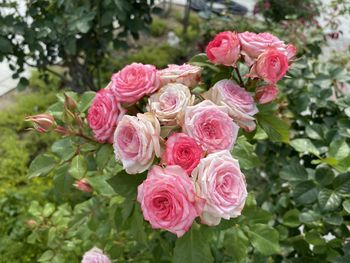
255 85 278 104
74 179 92 193
64 93 78 111
25 113 56 133
27 219 37 228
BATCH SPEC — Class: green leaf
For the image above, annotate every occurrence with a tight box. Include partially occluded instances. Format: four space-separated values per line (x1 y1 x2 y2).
299 210 321 224
318 189 342 211
243 206 272 225
86 176 115 196
232 136 261 169
305 230 326 246
173 225 213 263
78 91 96 112
283 209 300 227
189 53 220 72
224 228 249 262
244 224 280 255
0 36 13 53
315 166 335 186
257 114 289 143
69 155 87 179
342 200 350 214
108 170 146 198
43 203 56 217
38 250 55 262
96 144 114 170
290 138 320 157
293 181 318 205
280 162 308 181
130 204 147 244
329 138 350 161
28 154 56 178
51 138 76 162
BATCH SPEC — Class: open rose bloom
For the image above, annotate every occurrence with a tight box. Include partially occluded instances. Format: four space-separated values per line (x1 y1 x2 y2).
62 30 297 237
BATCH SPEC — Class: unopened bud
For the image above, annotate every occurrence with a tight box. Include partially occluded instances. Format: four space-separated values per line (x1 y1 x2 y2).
25 113 55 133
27 219 37 228
74 179 92 193
64 93 77 111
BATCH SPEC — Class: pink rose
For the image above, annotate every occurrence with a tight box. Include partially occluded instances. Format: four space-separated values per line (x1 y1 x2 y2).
238 31 287 66
87 89 126 143
82 247 111 263
207 79 258 132
148 83 194 126
183 100 239 153
286 44 297 61
111 63 160 103
137 165 204 237
191 151 247 226
158 64 202 88
25 113 55 133
249 47 289 84
206 31 241 66
255 85 278 104
113 113 161 174
162 133 204 175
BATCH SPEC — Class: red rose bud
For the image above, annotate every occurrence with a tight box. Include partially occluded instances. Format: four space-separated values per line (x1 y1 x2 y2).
54 125 70 136
255 85 278 104
74 179 92 193
25 113 55 133
64 93 77 111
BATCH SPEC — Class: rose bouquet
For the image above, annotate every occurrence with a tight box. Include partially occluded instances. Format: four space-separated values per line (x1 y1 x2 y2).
26 31 295 259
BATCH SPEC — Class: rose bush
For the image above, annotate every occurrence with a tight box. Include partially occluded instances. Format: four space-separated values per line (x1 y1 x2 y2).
25 29 350 263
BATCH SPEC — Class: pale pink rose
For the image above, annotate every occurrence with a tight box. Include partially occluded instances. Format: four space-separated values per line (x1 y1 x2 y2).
183 100 239 153
82 247 111 263
87 89 126 143
255 85 278 104
238 31 287 66
158 64 202 88
206 31 241 66
111 63 160 103
248 47 289 84
137 165 204 237
113 113 161 174
286 44 297 61
191 151 247 226
162 133 204 175
148 83 194 126
74 179 92 193
207 79 258 132
25 113 55 133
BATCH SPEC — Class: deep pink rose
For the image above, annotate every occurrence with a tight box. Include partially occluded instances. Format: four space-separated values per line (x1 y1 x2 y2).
82 247 111 263
113 113 161 174
191 151 247 226
74 179 92 193
249 47 289 84
206 31 240 66
87 89 126 143
238 31 287 65
111 63 160 103
255 85 278 104
183 100 239 153
207 79 258 132
162 133 204 175
137 165 204 237
158 64 202 88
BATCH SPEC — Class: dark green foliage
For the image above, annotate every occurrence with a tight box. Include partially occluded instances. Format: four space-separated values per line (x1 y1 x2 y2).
0 0 155 92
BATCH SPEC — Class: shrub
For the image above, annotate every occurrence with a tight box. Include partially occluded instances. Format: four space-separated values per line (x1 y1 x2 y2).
150 17 168 37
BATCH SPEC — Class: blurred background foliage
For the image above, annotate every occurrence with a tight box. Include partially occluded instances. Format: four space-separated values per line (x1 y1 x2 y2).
0 0 350 262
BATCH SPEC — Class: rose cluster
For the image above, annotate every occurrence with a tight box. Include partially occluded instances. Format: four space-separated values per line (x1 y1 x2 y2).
85 31 295 237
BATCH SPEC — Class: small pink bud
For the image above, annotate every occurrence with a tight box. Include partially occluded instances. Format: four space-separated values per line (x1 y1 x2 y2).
255 85 278 104
54 125 70 136
64 93 78 111
25 113 55 133
27 219 37 227
74 179 92 193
